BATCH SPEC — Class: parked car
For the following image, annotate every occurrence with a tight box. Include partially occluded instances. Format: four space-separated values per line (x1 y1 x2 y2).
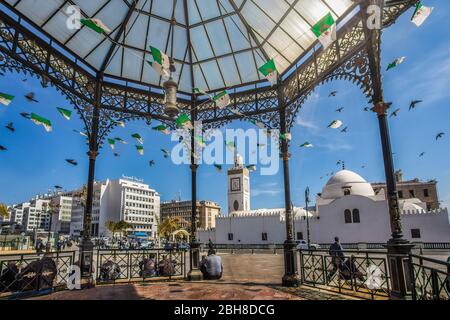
164 243 174 251
178 243 190 251
296 240 320 250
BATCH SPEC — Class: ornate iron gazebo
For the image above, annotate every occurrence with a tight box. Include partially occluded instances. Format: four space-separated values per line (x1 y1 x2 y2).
0 0 418 298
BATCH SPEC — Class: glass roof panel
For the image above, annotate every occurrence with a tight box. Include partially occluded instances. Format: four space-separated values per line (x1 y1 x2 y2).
5 0 354 93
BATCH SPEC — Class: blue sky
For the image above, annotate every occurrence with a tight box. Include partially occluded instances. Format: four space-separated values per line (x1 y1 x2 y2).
1 1 449 213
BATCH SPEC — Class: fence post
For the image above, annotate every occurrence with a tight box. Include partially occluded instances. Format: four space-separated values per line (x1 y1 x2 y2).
408 255 417 300
431 269 440 300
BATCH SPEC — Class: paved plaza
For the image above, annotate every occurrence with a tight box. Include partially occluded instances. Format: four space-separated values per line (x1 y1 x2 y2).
30 253 354 300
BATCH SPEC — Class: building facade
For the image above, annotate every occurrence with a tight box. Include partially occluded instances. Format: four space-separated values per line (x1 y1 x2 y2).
198 170 450 245
161 200 221 230
372 170 440 210
49 194 73 235
70 178 160 239
21 198 51 232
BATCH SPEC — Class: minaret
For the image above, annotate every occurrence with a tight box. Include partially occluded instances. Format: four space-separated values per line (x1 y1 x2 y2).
227 154 250 214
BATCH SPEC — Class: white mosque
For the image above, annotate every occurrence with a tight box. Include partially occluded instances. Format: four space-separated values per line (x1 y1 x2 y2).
198 156 450 245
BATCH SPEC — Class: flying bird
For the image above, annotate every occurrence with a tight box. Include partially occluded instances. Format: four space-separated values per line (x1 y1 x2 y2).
24 92 38 103
5 122 15 132
340 126 348 133
419 152 425 158
329 91 338 97
0 145 7 151
20 112 31 119
54 185 63 190
22 78 27 82
390 108 401 117
409 100 423 110
335 107 344 113
161 149 170 158
361 165 366 169
363 106 369 112
149 160 155 167
65 159 78 166
436 132 445 140
113 153 120 157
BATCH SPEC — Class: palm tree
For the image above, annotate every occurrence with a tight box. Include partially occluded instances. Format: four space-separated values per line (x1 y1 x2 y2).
158 217 181 241
106 220 134 239
0 203 8 219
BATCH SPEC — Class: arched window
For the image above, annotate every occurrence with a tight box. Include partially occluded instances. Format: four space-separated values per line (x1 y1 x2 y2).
233 200 239 211
352 209 360 223
344 209 352 223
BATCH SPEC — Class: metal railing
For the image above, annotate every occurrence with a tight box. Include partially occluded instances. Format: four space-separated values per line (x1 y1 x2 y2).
95 249 187 284
0 250 76 299
298 249 391 299
409 254 450 300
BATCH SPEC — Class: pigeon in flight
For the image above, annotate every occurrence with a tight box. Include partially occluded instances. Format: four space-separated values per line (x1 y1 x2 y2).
409 100 423 110
5 122 15 132
0 145 7 151
22 78 27 82
329 91 338 97
161 149 170 158
340 126 348 133
25 92 38 103
436 132 445 140
336 107 344 113
390 108 401 117
65 159 78 166
113 153 120 157
54 185 63 190
149 160 155 167
20 112 31 119
419 152 425 158
363 107 370 112
40 76 50 88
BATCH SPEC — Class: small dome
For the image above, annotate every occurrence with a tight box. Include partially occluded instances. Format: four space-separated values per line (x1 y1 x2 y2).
322 170 375 199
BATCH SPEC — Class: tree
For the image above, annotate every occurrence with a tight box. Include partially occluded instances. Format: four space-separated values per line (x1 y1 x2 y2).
106 220 134 239
0 203 9 219
158 217 182 240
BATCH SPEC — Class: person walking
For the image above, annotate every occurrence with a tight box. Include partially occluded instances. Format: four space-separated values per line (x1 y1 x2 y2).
327 237 345 281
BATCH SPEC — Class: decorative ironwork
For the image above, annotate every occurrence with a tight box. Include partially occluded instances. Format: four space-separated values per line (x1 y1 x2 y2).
299 249 391 300
0 251 76 299
409 254 450 300
96 249 187 284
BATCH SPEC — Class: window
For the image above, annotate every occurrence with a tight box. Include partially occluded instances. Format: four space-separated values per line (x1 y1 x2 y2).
343 188 351 196
344 210 352 223
297 232 304 240
423 189 429 197
352 209 360 223
398 190 404 199
411 229 421 239
409 190 415 197
262 233 268 241
228 233 233 241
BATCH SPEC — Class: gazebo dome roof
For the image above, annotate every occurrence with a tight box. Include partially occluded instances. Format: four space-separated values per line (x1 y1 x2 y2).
3 0 354 93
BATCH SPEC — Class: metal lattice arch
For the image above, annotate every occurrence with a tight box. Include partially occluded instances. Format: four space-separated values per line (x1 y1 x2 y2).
0 0 421 293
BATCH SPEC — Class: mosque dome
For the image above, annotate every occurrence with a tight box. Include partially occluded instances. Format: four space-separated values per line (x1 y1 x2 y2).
321 170 375 199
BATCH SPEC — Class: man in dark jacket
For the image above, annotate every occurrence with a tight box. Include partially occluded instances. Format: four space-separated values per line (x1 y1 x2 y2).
327 237 345 281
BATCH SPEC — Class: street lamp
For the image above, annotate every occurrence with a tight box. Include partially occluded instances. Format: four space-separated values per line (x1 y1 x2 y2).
305 187 311 250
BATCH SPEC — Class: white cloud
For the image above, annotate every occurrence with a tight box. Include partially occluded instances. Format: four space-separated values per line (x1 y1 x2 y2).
252 182 281 197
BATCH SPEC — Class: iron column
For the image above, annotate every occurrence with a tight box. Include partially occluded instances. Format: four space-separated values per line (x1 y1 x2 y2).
188 95 202 281
278 81 300 287
79 74 102 284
